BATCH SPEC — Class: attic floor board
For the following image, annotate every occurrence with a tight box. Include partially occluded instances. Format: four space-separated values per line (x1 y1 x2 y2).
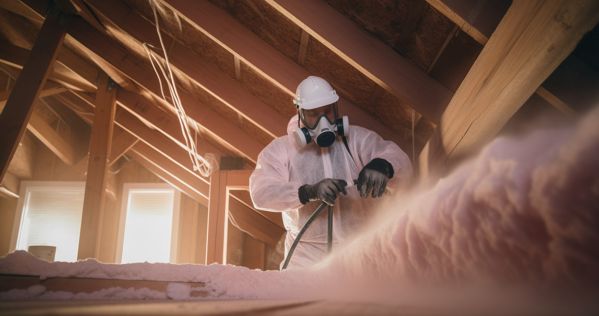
0 300 433 315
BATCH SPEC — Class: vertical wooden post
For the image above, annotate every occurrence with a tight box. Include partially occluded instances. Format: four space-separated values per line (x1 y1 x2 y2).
205 170 228 264
77 73 117 260
0 7 68 180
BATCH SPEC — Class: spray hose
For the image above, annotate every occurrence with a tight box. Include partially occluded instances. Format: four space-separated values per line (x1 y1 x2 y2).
282 201 333 270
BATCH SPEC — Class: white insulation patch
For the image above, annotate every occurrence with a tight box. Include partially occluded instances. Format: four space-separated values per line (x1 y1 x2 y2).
0 251 318 301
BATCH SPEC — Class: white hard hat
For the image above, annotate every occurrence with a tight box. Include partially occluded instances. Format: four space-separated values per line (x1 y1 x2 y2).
293 76 339 110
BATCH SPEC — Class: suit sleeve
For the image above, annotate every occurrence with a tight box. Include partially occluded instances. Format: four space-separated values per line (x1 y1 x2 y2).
249 139 304 212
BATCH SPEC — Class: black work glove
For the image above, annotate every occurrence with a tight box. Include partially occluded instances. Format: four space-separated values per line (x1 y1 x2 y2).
298 178 347 205
357 158 394 198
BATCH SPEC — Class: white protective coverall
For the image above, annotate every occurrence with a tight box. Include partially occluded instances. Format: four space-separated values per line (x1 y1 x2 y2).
249 115 412 268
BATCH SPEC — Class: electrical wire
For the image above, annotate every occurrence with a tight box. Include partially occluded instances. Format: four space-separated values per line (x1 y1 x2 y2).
144 0 212 177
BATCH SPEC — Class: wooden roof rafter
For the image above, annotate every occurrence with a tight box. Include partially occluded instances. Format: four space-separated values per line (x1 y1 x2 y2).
85 0 287 139
0 66 76 168
0 4 67 180
0 40 227 182
264 0 453 123
162 0 406 146
56 91 211 192
419 0 599 178
53 91 210 205
18 0 263 163
426 0 576 115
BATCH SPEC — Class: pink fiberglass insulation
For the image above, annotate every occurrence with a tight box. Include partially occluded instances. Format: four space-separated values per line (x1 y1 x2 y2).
317 105 599 291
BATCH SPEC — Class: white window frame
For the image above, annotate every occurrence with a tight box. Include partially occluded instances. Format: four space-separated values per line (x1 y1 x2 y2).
116 183 181 263
10 181 85 253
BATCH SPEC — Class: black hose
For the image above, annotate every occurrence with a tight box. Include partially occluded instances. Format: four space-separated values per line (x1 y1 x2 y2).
282 202 329 269
327 204 333 253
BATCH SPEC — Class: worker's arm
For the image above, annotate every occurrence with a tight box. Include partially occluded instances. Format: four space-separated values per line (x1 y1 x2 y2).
249 138 304 212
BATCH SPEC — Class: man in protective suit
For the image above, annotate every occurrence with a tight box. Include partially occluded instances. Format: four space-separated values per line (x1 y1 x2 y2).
250 76 412 269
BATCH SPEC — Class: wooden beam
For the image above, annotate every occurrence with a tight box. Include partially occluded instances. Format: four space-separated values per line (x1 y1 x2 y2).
0 171 19 199
298 30 309 65
206 170 228 264
57 92 212 193
163 0 405 145
230 190 284 229
224 169 251 189
0 39 93 93
20 1 264 162
60 95 209 199
0 70 76 166
0 274 207 297
205 169 259 264
419 0 599 177
108 128 138 166
0 81 66 111
264 0 452 122
535 86 576 116
0 6 67 180
70 18 263 161
425 0 577 116
228 194 285 247
130 143 209 205
28 104 76 165
115 89 224 158
86 0 287 138
425 0 490 45
54 92 210 206
78 73 117 260
0 41 229 171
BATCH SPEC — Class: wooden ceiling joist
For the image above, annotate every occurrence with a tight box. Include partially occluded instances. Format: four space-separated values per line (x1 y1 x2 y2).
18 0 263 163
116 89 224 159
228 195 285 247
0 40 97 92
0 81 66 111
108 128 139 166
57 92 211 193
425 0 490 45
0 19 236 168
28 104 76 165
0 6 67 180
0 171 19 199
55 92 210 206
163 0 405 145
65 17 262 162
229 190 284 229
419 0 599 177
86 0 286 139
426 0 577 115
129 149 208 206
0 67 76 166
78 73 117 260
131 142 209 204
265 0 452 123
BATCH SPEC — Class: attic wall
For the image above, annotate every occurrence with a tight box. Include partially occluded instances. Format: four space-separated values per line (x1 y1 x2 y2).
227 221 282 270
0 195 17 256
0 130 209 263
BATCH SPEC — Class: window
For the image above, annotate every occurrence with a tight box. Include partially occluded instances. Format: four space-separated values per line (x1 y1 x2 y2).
12 182 85 262
118 184 180 263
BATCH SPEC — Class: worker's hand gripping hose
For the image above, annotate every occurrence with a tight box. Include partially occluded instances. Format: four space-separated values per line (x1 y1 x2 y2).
284 179 394 269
